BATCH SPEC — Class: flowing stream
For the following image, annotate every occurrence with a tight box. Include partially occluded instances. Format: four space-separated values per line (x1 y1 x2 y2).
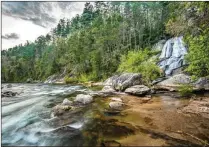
2 83 86 146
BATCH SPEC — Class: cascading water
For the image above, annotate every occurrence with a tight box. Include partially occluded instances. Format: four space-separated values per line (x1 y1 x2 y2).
158 36 188 75
1 83 85 146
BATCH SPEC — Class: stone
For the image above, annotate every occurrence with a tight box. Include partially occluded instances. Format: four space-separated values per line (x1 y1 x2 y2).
1 91 18 97
194 77 209 90
74 94 93 104
153 74 192 91
109 101 123 110
52 104 72 117
141 97 152 103
104 73 142 91
125 85 150 96
62 98 73 105
6 84 12 88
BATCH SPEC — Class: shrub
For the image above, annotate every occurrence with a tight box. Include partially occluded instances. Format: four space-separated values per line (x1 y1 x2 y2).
64 76 78 84
178 84 193 97
117 49 162 85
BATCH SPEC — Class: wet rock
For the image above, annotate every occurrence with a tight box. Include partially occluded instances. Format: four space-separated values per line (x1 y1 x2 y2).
74 94 93 104
52 104 72 117
194 77 209 90
181 98 209 119
1 91 18 97
153 74 192 91
62 98 73 105
158 36 188 76
104 73 142 91
101 140 121 147
109 101 123 110
125 85 150 96
26 78 33 83
111 97 122 102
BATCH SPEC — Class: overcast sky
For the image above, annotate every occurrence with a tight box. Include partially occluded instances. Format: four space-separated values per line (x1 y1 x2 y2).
2 2 85 50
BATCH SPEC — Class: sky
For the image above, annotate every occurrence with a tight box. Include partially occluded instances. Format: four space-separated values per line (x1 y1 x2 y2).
2 2 85 50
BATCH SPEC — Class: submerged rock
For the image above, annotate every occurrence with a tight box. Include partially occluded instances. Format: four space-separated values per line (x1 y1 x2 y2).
153 74 192 91
6 84 12 88
125 85 150 96
51 104 72 117
104 73 142 91
158 36 188 76
74 94 93 104
181 98 209 119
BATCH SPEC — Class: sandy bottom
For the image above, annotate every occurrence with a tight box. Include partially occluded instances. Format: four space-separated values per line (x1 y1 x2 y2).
106 94 209 146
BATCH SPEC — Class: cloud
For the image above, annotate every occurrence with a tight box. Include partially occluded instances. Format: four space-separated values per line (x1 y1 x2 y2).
2 2 84 28
2 33 20 40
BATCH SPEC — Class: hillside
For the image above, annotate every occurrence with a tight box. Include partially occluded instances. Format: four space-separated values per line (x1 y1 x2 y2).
1 2 209 83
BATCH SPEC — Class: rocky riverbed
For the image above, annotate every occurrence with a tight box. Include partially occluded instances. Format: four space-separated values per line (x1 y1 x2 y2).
2 83 209 146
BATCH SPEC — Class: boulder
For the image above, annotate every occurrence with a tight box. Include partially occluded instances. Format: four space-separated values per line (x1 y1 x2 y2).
109 101 123 110
62 98 73 105
194 77 209 90
153 74 192 91
125 85 150 96
52 104 72 117
104 73 142 91
74 94 93 104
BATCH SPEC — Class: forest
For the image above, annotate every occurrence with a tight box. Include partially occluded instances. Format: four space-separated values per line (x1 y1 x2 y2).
2 2 209 83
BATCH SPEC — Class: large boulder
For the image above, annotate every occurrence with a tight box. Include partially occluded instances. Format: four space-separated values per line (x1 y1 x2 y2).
74 94 93 104
104 73 142 91
153 74 192 91
101 86 116 93
194 77 209 90
125 85 150 96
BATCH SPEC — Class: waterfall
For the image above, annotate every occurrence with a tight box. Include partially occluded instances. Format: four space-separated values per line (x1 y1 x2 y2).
158 36 188 75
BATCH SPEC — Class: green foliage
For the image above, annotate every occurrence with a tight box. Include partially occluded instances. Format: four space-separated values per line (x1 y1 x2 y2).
178 84 193 97
118 49 162 84
64 76 78 84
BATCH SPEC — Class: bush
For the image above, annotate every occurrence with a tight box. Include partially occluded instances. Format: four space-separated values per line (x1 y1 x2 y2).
117 49 162 85
64 76 78 84
178 84 193 97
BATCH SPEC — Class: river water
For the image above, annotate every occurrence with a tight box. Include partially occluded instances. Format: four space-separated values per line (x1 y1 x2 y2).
2 83 87 146
2 83 209 146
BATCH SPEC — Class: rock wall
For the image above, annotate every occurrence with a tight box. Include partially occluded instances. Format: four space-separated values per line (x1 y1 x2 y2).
158 36 188 75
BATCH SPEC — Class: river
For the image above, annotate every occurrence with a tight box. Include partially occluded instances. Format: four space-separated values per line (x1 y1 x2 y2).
2 83 209 146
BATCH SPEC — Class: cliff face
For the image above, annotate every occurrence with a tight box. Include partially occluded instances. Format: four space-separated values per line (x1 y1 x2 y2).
158 36 188 76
